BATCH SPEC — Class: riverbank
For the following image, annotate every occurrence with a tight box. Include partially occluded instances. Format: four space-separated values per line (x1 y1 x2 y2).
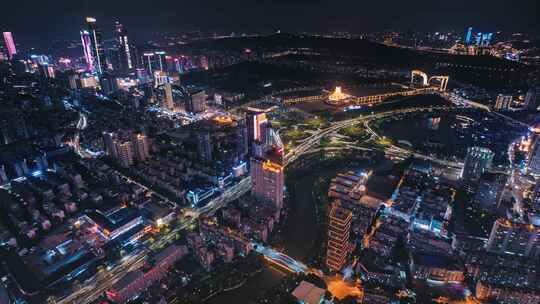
208 155 377 304
201 268 264 302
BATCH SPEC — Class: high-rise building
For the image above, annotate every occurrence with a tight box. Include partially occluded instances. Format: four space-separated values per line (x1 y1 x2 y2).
143 52 154 75
465 27 473 45
326 202 352 272
115 21 133 73
162 82 174 111
527 135 540 175
104 132 149 166
197 132 213 163
185 90 207 113
245 107 273 156
486 219 540 258
107 47 122 72
524 87 540 111
131 133 150 162
473 173 506 212
116 141 134 168
464 27 493 46
155 51 166 71
154 71 169 87
80 30 95 72
39 64 55 79
248 106 284 209
86 17 107 75
529 181 540 225
2 32 17 59
530 182 540 214
236 117 249 161
250 156 284 209
494 94 512 111
103 132 118 158
99 73 118 95
461 147 494 181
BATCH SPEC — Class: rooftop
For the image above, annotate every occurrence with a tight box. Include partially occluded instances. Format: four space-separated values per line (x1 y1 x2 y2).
291 281 326 304
413 253 463 271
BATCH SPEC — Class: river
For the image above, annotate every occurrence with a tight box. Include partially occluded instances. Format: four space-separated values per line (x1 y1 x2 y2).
207 159 370 304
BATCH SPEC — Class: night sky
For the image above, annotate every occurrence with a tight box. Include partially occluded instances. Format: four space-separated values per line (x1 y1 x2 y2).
1 0 539 47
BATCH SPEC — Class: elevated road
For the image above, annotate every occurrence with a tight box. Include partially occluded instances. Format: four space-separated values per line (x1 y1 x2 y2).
285 105 455 165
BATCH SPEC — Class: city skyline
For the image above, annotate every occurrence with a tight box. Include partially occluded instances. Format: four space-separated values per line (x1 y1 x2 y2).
1 0 539 47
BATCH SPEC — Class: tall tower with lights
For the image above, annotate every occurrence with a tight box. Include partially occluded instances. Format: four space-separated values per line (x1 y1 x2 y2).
80 30 95 72
86 17 107 75
249 109 284 210
115 21 133 73
326 202 352 272
2 32 17 59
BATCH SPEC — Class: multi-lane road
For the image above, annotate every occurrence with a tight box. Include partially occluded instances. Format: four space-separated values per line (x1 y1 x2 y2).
56 176 251 304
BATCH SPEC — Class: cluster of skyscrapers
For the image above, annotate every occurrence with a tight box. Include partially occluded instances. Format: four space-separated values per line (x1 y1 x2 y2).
103 132 151 167
80 17 133 76
465 27 494 47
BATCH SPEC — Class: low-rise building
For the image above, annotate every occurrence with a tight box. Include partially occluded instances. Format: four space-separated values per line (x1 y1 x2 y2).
476 280 540 304
107 245 188 303
410 253 464 283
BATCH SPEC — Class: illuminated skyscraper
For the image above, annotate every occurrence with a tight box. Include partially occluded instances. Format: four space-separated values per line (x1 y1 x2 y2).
465 27 473 45
131 133 150 162
245 107 275 156
250 112 268 144
250 156 284 209
326 202 352 272
103 132 118 158
143 52 154 75
155 51 165 71
461 146 494 181
162 82 174 110
494 94 512 111
250 118 284 209
80 30 94 72
528 135 540 175
154 71 169 87
530 181 540 218
115 21 133 72
86 17 107 74
39 64 55 79
465 27 493 47
116 141 134 168
185 90 207 113
236 117 249 162
2 32 17 59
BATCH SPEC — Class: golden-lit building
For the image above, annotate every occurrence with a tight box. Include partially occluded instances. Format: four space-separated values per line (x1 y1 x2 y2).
328 86 350 102
250 156 284 210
